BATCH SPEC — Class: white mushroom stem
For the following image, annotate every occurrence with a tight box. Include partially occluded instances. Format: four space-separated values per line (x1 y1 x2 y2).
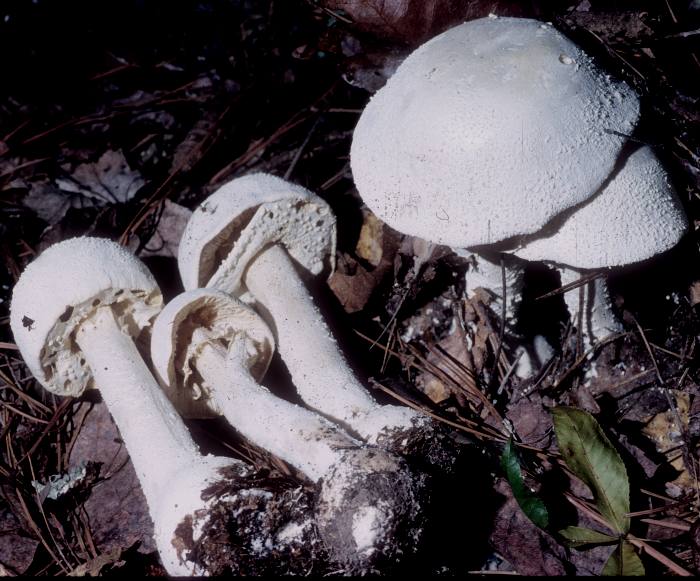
243 244 422 445
462 251 525 326
75 307 199 502
558 265 622 349
194 331 363 481
74 307 318 576
10 237 321 576
191 330 427 569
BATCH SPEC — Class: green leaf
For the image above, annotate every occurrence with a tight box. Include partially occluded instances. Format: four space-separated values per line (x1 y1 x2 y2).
559 526 617 548
601 541 645 576
552 407 630 534
501 439 549 529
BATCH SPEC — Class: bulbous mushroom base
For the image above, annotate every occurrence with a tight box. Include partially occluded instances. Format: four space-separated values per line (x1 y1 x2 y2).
166 460 325 575
355 407 459 474
315 448 429 573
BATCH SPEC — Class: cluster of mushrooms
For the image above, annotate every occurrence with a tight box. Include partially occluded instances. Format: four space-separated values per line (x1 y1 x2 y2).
9 176 449 574
351 16 688 374
9 15 689 576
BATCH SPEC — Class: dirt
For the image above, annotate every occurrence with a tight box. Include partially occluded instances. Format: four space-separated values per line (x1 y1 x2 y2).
0 0 699 576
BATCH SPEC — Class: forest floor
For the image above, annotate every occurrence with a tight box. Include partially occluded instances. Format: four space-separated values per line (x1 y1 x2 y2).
1 0 699 575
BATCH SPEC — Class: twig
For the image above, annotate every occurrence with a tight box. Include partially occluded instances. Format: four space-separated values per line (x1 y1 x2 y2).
487 255 508 393
627 535 693 576
283 114 322 181
639 518 690 532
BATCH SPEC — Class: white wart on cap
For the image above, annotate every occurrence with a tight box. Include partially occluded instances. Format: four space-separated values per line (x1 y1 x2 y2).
9 237 162 396
350 16 641 248
514 146 689 268
178 172 336 295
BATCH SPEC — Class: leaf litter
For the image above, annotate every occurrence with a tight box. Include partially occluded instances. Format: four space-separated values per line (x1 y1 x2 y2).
1 0 700 576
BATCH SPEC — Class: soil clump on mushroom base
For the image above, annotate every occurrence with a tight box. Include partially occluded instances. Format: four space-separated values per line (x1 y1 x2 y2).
182 466 325 576
1 0 699 576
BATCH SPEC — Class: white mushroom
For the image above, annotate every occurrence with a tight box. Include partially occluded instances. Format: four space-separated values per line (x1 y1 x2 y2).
513 146 688 347
350 16 640 330
9 237 322 576
150 287 428 570
178 173 454 469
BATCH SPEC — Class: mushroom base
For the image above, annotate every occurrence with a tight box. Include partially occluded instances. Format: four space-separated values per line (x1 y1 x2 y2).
178 464 325 575
316 448 430 573
357 409 459 474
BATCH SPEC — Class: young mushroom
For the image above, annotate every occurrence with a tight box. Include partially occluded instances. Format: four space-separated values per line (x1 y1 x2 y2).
10 237 324 576
513 145 688 349
350 16 641 335
178 172 454 470
150 287 428 570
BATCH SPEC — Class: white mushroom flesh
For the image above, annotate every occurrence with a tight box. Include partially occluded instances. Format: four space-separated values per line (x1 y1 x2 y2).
350 17 640 248
558 266 622 349
151 287 429 569
514 146 688 345
454 249 525 326
514 146 688 268
178 172 336 295
195 331 364 481
244 244 427 444
10 237 319 576
10 237 161 396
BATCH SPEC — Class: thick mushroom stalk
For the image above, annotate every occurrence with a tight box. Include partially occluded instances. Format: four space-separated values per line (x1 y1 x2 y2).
178 173 455 471
10 237 322 576
557 266 622 350
244 245 426 445
151 288 428 570
454 250 525 326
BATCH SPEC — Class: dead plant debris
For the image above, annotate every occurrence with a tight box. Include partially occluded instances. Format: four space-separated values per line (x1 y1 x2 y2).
1 0 699 575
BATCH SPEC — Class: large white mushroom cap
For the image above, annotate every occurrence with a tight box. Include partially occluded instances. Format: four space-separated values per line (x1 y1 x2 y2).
10 237 162 396
151 288 275 418
350 16 640 248
513 146 689 269
178 173 336 295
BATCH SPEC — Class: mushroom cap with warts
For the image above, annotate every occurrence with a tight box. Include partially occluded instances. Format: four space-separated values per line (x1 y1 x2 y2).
151 287 275 418
513 146 689 269
9 237 162 396
178 172 336 296
350 16 640 248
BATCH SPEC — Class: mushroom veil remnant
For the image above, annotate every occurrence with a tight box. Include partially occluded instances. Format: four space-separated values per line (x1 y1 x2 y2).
10 237 323 576
151 287 428 570
178 172 455 470
350 16 641 338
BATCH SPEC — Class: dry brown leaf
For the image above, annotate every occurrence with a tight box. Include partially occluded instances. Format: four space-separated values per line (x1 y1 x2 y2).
68 402 156 554
56 150 144 205
67 546 125 576
642 390 693 494
491 479 568 575
355 210 384 267
0 505 38 575
328 255 379 313
324 0 530 45
136 199 193 259
689 280 700 307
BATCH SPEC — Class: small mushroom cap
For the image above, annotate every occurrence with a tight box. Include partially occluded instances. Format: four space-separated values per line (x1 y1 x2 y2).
10 237 162 397
151 288 275 418
350 16 640 248
178 173 336 295
513 146 689 268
